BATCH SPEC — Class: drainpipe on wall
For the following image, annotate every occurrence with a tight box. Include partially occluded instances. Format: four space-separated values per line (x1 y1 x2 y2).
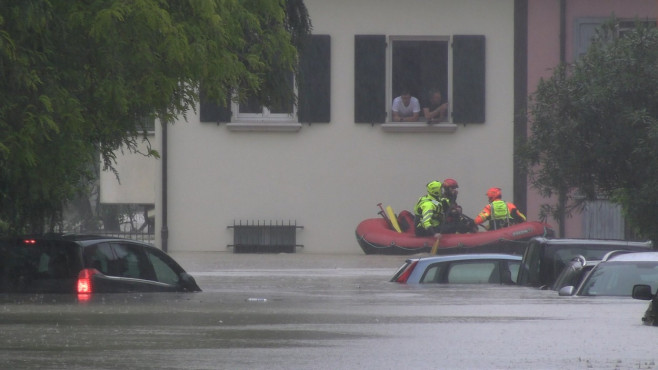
558 0 567 238
161 120 169 253
513 0 528 214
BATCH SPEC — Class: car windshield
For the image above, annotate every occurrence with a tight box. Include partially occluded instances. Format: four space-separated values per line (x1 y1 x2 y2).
0 240 81 293
579 261 658 296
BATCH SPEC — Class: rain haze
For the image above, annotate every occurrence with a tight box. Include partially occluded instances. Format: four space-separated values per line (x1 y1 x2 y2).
3 0 658 369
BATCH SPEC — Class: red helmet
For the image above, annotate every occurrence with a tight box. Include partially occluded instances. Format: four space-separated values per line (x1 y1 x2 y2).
442 178 458 189
486 187 502 202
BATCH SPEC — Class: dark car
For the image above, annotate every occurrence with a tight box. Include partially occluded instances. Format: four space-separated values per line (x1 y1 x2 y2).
0 234 201 294
391 253 521 284
517 237 653 289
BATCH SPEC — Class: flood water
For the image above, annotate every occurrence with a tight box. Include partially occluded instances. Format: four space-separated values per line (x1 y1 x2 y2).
0 252 656 369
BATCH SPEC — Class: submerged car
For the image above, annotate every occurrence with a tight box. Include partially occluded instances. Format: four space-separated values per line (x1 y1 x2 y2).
391 254 521 284
517 237 653 289
559 251 658 296
550 255 601 291
0 234 201 294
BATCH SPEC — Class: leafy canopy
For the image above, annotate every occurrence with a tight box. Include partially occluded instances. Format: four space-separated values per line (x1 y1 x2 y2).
0 0 311 234
519 19 658 242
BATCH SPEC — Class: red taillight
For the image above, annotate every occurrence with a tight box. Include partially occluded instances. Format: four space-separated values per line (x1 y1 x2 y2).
23 239 36 245
395 260 418 283
77 268 98 294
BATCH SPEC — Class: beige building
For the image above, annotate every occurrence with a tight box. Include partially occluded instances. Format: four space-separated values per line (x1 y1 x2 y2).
102 0 520 253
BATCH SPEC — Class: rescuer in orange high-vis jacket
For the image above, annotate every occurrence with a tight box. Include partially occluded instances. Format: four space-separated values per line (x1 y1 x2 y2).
474 187 527 230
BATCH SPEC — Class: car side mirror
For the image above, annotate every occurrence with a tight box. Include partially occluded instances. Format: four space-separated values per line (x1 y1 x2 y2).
558 286 574 296
180 273 202 292
632 284 653 300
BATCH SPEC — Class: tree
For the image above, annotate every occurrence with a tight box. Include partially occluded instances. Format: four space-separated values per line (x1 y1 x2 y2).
519 20 658 242
0 0 311 234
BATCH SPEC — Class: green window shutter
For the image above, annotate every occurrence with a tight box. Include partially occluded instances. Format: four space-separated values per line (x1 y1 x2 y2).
354 35 386 123
200 90 231 123
298 35 331 123
452 35 485 124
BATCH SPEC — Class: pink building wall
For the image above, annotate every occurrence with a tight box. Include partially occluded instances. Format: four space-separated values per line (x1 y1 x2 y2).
526 0 656 237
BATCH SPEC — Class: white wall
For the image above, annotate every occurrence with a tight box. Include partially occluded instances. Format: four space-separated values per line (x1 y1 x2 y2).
108 0 516 254
100 135 157 204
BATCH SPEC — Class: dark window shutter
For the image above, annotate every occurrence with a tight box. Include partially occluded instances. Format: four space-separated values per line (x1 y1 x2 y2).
355 35 386 123
452 35 485 123
298 35 331 123
200 90 231 123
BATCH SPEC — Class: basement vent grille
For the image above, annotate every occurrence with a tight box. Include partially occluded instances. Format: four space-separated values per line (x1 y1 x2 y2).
227 220 304 253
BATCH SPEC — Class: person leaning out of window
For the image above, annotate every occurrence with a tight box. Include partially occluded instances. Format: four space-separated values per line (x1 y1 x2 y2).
391 88 420 122
423 89 448 123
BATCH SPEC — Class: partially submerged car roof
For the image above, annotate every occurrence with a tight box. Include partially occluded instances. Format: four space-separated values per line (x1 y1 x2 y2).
605 251 658 262
409 253 522 263
529 237 653 248
13 233 153 247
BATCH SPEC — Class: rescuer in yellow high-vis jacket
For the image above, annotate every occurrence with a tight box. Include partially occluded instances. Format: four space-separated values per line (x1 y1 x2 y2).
414 181 445 237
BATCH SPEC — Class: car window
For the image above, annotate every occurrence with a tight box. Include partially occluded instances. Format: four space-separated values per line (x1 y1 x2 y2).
508 261 521 284
446 261 497 284
111 243 155 280
518 242 541 285
420 263 446 283
144 248 181 285
84 243 114 275
580 262 658 296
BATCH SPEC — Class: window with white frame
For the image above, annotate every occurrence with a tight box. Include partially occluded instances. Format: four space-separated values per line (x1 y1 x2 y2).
232 73 296 122
574 18 656 60
389 36 449 122
199 35 331 126
355 34 485 125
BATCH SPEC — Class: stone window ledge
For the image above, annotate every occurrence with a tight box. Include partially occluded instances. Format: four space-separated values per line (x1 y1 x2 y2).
226 122 302 132
381 122 458 133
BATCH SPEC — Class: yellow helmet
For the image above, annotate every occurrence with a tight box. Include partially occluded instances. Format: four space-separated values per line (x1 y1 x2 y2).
426 181 443 198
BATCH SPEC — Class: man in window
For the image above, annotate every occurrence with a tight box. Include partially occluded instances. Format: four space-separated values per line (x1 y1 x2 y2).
392 89 420 122
423 89 448 123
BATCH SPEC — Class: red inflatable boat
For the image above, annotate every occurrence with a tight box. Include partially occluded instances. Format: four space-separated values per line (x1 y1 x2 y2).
356 209 554 255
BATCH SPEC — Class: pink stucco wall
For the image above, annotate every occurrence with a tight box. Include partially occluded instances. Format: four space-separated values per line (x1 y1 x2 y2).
526 0 656 237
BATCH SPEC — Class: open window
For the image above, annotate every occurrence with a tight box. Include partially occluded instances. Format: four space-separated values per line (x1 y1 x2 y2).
390 37 449 121
355 34 485 125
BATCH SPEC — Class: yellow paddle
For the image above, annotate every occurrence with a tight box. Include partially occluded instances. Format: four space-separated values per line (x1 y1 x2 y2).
430 234 440 254
385 205 402 233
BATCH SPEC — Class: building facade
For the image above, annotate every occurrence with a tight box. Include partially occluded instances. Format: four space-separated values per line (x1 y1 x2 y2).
100 0 656 253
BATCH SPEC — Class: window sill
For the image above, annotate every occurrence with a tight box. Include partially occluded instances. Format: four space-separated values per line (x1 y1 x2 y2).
381 122 457 133
226 121 302 132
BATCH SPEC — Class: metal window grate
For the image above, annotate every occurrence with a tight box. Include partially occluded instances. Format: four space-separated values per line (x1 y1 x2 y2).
227 220 303 253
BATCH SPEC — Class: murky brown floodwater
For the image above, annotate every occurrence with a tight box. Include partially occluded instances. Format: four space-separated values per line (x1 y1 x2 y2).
0 252 656 369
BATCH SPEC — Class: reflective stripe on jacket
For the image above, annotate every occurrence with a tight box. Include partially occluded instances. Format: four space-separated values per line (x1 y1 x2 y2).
414 195 444 230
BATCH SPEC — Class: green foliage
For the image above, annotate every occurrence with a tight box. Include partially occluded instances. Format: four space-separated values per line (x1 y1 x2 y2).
520 19 658 242
0 0 311 234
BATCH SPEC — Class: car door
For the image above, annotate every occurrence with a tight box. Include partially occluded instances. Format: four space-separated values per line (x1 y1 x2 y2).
143 246 201 291
84 242 178 293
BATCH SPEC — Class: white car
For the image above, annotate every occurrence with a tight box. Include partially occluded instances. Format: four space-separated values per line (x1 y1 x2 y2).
559 251 658 296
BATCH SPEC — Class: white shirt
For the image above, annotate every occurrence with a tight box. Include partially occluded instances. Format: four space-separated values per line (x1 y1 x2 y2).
392 96 421 117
